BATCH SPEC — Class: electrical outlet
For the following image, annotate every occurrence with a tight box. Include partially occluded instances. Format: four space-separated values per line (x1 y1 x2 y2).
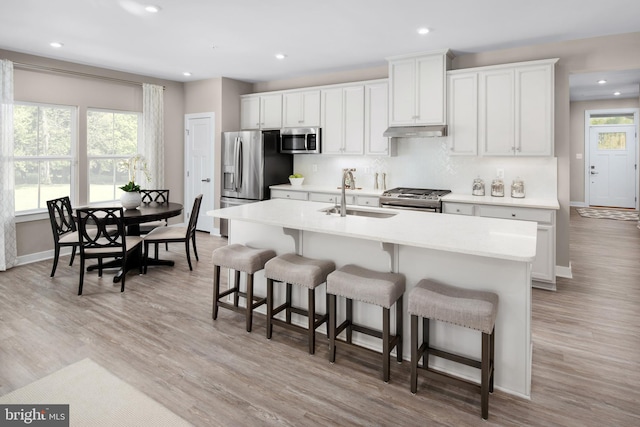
496 168 504 179
312 164 318 172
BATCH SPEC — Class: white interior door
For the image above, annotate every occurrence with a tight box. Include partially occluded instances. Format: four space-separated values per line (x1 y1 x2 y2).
185 113 215 233
588 125 636 208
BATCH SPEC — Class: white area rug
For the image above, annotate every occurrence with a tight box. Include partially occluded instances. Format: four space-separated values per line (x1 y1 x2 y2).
576 207 639 221
0 359 191 427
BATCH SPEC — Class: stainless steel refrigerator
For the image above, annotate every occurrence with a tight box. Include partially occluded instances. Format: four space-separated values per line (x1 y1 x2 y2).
220 130 292 236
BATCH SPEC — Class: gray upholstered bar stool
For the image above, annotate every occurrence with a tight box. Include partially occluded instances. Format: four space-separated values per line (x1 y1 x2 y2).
264 253 335 354
326 264 405 382
212 244 276 332
408 279 498 420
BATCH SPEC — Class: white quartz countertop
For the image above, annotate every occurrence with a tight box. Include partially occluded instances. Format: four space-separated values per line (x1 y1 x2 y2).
270 184 383 197
443 193 560 210
208 199 537 262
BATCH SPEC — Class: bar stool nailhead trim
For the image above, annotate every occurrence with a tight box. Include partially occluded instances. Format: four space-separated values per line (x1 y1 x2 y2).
408 279 498 420
264 253 335 354
212 244 276 332
326 264 405 383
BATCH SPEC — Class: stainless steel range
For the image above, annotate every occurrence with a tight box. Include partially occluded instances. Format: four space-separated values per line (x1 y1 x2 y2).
379 187 451 213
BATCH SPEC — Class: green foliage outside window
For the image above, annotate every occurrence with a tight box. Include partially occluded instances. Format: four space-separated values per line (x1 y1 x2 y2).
87 110 140 203
14 103 75 212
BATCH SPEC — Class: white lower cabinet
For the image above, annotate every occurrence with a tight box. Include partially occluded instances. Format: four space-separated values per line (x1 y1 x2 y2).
270 189 308 201
309 192 354 205
355 196 379 207
271 188 379 208
444 202 556 287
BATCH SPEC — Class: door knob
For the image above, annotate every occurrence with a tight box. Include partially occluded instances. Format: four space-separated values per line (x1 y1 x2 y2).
201 178 211 182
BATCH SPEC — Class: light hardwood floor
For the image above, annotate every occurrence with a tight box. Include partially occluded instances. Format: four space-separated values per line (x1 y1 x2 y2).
1 210 639 426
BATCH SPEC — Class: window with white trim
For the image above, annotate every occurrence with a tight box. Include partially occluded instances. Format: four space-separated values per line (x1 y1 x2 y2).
13 102 77 213
87 109 141 203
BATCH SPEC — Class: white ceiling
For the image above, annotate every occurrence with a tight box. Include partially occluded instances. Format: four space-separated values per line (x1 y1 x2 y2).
1 0 640 100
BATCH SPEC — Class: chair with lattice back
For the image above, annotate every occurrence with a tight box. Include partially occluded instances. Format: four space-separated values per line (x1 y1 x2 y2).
76 207 143 295
143 194 202 272
46 196 79 277
139 189 170 256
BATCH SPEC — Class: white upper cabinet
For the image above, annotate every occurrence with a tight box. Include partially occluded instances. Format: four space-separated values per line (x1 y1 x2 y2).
447 72 478 155
321 86 365 155
515 64 555 156
240 93 282 130
480 59 556 156
283 90 320 128
364 81 394 156
479 68 516 156
387 50 451 126
447 58 557 157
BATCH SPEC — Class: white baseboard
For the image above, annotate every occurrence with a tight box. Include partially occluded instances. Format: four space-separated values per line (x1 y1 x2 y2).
17 247 73 266
556 263 573 279
570 201 588 208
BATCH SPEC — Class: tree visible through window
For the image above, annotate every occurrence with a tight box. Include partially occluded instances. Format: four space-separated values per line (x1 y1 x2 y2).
87 109 141 203
14 103 76 213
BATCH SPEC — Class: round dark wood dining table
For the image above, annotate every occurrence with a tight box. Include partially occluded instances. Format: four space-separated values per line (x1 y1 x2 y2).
81 202 183 282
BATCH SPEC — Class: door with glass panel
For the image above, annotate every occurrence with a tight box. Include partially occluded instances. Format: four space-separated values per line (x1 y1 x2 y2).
589 125 636 208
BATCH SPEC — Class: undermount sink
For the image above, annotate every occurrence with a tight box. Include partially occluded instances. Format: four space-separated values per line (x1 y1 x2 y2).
320 206 397 219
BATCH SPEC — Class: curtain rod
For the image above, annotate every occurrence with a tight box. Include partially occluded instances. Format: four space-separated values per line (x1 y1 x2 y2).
13 61 166 89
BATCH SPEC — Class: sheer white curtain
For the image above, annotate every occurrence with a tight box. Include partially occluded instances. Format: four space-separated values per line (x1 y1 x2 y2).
142 83 164 188
0 59 17 271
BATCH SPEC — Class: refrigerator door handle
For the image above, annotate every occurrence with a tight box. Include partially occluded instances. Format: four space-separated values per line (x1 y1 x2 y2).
237 137 243 189
233 137 240 191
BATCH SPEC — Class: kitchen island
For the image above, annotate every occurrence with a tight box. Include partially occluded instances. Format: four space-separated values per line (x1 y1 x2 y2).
207 198 537 398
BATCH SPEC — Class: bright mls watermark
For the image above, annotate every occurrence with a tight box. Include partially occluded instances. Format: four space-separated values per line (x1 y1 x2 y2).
1 405 69 426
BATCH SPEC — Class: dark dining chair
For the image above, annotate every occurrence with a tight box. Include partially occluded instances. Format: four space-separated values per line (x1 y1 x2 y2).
139 189 171 256
46 196 79 277
76 207 143 295
143 194 203 272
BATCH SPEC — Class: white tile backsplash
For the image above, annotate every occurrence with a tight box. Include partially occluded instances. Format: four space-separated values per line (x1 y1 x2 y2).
293 137 557 199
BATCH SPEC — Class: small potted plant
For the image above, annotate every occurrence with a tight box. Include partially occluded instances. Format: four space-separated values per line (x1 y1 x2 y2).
289 173 304 186
119 154 151 209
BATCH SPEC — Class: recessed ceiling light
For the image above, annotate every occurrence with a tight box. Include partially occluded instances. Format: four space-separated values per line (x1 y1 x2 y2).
597 79 607 84
50 42 63 48
183 72 192 77
145 5 161 13
275 53 287 60
417 27 430 35
613 91 621 96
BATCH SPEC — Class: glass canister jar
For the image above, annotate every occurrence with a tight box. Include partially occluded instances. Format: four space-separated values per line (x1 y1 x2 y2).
491 178 505 197
511 177 525 198
472 177 485 196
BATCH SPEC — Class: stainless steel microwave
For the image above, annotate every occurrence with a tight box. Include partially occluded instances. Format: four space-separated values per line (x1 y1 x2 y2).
280 127 321 154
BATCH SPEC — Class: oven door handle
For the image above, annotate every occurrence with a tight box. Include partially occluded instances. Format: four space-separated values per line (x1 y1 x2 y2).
380 203 438 213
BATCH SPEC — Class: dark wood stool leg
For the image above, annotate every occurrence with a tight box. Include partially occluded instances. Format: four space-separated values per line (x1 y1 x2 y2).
325 292 331 339
383 306 390 383
266 278 274 339
481 331 490 420
286 282 292 324
490 327 495 392
410 314 419 393
246 273 254 332
329 294 337 363
308 288 315 354
396 296 403 362
423 318 430 369
233 270 240 307
212 265 220 319
346 298 353 344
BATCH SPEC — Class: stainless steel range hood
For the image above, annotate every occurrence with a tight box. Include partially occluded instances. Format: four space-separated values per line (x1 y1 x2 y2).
383 125 447 138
